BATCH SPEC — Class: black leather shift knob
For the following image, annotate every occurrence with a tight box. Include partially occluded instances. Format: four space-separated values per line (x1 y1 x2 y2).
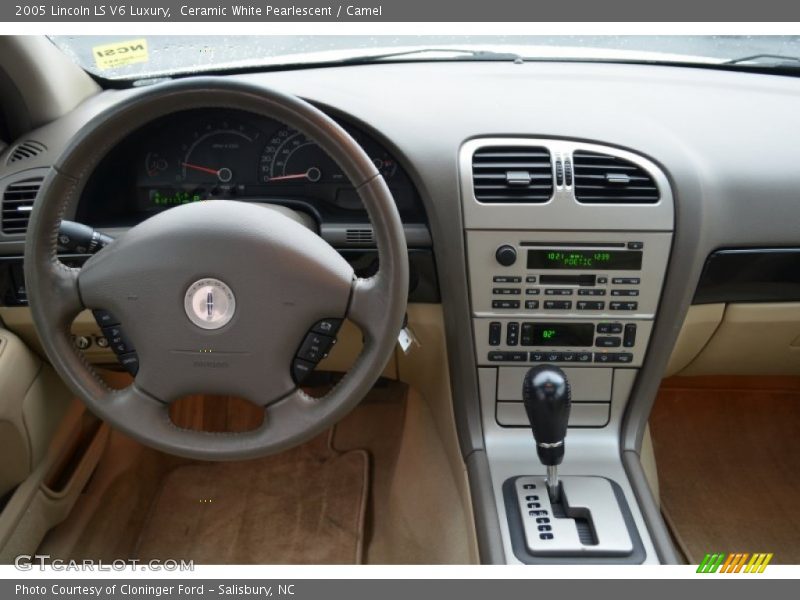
522 365 572 466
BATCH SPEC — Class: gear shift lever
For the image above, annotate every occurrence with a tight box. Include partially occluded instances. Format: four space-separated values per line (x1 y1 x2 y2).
522 365 572 501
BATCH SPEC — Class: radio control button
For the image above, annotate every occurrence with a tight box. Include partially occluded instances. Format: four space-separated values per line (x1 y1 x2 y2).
525 288 541 295
525 300 540 309
488 322 501 346
495 245 517 267
492 300 520 309
597 277 608 284
544 301 572 310
578 289 606 296
596 336 622 348
493 275 521 283
545 288 573 296
610 301 638 311
525 276 537 283
597 323 623 334
627 241 644 250
493 287 521 295
577 301 605 310
612 277 641 285
611 289 640 296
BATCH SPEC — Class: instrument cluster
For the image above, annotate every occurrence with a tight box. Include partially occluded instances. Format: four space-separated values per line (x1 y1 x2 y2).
76 108 423 228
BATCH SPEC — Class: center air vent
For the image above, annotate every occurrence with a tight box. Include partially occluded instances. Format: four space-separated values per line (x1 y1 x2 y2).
472 146 553 203
573 150 659 204
2 178 42 234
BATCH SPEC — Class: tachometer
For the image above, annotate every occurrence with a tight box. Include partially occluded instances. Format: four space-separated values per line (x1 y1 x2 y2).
179 120 261 187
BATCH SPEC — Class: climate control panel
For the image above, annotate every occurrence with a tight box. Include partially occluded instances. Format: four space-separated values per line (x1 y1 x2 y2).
474 318 652 368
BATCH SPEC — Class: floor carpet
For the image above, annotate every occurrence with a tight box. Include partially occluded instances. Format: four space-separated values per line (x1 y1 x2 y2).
132 431 368 564
650 376 800 564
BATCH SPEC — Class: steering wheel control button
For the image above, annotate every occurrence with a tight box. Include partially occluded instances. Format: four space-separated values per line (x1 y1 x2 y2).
118 353 140 376
292 358 316 384
298 332 336 362
311 318 343 336
102 325 134 354
184 278 236 330
92 309 119 327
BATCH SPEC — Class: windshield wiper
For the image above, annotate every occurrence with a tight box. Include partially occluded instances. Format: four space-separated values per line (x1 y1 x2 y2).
336 47 524 65
723 53 800 68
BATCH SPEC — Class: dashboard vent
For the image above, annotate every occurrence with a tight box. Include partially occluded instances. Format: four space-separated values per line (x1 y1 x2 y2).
6 140 47 165
1 178 42 234
573 151 659 204
472 146 553 203
345 227 374 245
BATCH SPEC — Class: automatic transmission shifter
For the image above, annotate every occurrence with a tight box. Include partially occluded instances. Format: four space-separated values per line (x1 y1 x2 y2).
522 365 572 501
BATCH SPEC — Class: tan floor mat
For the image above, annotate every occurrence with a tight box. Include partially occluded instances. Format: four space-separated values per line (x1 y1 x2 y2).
650 377 800 564
133 432 368 564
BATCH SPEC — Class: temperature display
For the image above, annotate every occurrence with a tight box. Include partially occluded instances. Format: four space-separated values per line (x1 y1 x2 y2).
526 323 595 347
527 249 642 270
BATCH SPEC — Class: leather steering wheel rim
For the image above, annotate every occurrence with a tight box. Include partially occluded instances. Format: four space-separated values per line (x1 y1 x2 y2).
24 78 409 461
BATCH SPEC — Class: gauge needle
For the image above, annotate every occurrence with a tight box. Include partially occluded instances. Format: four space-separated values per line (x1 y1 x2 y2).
182 162 221 176
267 167 322 183
267 172 311 182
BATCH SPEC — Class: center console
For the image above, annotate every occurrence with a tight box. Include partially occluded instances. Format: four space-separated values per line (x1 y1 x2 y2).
460 138 674 563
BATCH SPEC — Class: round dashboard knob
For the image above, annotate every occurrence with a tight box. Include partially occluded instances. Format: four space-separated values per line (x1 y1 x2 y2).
495 244 517 267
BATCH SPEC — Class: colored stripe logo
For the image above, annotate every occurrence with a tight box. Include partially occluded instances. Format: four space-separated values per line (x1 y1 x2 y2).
697 552 773 573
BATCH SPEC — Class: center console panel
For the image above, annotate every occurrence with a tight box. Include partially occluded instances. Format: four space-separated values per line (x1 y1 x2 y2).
460 137 674 563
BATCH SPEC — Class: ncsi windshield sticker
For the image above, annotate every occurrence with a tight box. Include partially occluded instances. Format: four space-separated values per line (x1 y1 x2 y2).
92 38 148 70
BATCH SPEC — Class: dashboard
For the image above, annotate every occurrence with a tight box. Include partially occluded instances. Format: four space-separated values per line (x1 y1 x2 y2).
75 108 426 229
2 59 800 565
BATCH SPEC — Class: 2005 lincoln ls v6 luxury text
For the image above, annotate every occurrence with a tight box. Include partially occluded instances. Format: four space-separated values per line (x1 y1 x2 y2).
0 35 799 566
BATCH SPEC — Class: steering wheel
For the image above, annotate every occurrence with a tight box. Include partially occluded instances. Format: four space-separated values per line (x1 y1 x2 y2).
24 79 409 460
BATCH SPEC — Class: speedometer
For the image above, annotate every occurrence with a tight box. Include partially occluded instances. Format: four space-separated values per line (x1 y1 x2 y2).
260 125 398 184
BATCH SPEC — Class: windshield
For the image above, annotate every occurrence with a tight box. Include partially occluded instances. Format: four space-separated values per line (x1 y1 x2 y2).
49 35 800 81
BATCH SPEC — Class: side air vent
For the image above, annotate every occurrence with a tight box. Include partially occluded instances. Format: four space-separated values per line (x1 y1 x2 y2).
573 151 659 204
1 178 42 234
7 140 47 165
345 227 374 245
472 146 553 203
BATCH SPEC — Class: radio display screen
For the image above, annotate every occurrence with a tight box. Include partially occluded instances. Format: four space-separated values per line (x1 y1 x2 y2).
527 249 643 271
525 323 595 347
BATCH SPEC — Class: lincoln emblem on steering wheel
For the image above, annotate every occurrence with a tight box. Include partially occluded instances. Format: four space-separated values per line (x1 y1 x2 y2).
184 278 236 330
